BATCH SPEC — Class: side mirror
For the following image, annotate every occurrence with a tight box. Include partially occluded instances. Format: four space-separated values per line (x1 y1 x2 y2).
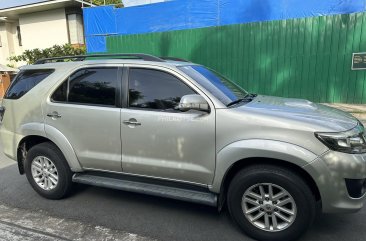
178 94 210 113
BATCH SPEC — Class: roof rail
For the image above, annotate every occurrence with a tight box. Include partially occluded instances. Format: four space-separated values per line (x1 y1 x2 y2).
34 53 165 65
160 57 191 62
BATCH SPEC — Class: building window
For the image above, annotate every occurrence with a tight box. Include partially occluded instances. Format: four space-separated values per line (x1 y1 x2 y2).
66 13 84 45
16 26 22 46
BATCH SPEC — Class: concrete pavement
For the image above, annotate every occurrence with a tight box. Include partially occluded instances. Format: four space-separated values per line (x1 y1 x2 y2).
0 145 156 241
1 163 366 241
0 204 155 241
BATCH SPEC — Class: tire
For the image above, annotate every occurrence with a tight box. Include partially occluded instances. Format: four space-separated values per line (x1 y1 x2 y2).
25 142 73 200
227 165 316 241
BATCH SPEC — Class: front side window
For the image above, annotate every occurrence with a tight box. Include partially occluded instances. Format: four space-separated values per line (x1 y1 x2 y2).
51 68 118 107
5 69 54 99
178 65 247 106
128 68 196 111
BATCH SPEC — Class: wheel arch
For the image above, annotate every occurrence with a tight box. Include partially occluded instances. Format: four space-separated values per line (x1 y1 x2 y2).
17 125 83 174
217 157 321 210
212 139 322 210
17 135 51 174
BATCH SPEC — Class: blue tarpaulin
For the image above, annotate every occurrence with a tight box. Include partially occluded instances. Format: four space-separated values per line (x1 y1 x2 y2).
85 35 108 52
84 6 117 36
84 0 366 52
115 0 218 35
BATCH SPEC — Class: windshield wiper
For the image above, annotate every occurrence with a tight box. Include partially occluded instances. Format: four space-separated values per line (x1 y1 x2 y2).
227 93 257 107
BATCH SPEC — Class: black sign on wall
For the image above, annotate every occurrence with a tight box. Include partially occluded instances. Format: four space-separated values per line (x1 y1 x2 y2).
352 53 366 70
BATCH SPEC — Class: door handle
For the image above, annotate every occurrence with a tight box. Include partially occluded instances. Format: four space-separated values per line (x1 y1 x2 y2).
47 111 61 119
123 119 141 126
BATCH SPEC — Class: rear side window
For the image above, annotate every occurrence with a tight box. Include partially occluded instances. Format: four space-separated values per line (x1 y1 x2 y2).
52 68 118 107
5 69 54 99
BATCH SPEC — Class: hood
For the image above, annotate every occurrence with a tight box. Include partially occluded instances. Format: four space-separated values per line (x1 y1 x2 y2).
241 95 358 132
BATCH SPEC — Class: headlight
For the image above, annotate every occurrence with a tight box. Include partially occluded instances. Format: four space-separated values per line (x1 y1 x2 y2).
315 123 366 154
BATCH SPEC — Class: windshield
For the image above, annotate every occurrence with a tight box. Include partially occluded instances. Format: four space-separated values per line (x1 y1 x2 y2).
178 65 248 106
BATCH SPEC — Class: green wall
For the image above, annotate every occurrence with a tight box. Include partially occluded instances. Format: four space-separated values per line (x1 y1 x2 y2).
106 12 366 103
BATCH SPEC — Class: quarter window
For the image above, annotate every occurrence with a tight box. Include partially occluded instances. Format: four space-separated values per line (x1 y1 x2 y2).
128 68 196 111
5 69 54 99
52 81 67 102
51 68 118 107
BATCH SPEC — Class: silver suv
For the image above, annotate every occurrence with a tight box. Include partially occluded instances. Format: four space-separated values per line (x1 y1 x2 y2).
1 54 366 241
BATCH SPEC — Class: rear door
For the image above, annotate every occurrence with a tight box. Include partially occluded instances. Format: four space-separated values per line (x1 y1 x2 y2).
43 66 123 172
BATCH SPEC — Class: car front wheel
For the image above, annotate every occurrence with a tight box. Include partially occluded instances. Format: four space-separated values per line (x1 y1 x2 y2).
227 165 316 241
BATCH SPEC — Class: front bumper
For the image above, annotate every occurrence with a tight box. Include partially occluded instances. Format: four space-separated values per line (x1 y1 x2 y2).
304 150 366 213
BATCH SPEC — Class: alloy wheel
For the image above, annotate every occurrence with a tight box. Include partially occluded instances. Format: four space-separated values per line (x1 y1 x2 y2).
31 156 59 191
242 183 297 232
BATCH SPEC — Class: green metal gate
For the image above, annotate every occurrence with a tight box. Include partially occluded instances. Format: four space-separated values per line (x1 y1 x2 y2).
106 12 366 103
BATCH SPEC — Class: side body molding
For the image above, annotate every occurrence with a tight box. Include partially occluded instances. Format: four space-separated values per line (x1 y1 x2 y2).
43 124 83 172
210 139 319 193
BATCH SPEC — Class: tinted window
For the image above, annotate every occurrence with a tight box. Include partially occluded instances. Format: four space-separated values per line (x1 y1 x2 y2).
51 81 67 102
5 69 54 99
179 65 247 106
52 68 118 106
129 68 196 111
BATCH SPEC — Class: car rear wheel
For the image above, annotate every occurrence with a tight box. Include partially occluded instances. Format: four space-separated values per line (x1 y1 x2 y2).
25 142 73 199
31 155 59 191
227 165 316 241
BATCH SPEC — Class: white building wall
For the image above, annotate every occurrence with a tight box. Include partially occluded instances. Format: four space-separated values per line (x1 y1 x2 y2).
19 8 69 50
0 24 9 64
0 21 23 66
9 22 23 58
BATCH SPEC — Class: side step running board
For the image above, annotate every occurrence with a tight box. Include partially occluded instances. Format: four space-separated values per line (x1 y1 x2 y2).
72 173 218 207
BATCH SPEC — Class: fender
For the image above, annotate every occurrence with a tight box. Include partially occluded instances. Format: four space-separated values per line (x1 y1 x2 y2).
44 124 83 172
18 123 83 172
19 122 46 137
210 139 319 193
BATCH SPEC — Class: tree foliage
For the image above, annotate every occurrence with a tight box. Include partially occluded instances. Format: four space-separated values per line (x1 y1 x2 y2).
9 44 86 64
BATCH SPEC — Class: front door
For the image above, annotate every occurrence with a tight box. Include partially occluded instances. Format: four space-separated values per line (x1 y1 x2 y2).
44 66 122 172
121 66 216 185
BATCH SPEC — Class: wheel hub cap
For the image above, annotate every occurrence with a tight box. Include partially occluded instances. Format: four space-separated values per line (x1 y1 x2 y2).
242 183 297 232
264 203 273 212
31 156 58 191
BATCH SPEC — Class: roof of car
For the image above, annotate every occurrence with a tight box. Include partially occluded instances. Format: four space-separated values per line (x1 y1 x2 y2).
21 54 196 70
21 59 194 70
